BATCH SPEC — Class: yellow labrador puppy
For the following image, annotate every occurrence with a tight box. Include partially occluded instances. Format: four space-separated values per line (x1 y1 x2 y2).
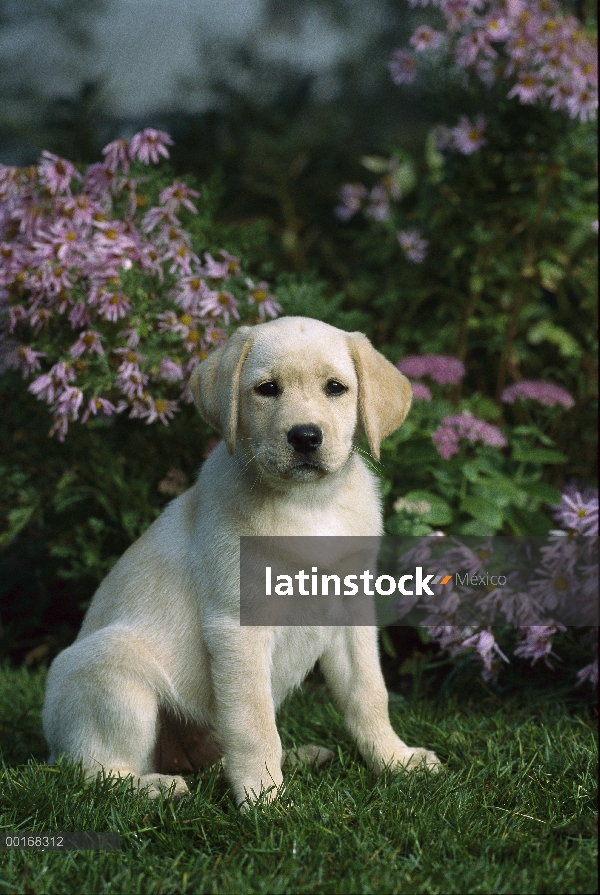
43 316 440 806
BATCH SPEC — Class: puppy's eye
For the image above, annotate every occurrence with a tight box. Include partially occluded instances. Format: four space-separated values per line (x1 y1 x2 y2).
255 381 280 397
325 379 347 396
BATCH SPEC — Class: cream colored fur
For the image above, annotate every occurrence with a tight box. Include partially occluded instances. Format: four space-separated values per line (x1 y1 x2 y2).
43 316 440 807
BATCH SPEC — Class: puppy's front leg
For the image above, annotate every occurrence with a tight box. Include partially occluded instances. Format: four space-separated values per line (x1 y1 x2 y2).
207 623 283 807
320 627 440 773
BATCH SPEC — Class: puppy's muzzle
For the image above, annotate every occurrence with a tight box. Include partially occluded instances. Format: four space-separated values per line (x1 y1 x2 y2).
287 424 323 454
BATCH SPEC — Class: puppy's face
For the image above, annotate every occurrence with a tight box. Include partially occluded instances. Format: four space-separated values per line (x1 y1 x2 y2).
238 320 358 482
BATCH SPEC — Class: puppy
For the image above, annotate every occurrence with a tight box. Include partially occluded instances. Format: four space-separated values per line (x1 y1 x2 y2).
43 317 440 806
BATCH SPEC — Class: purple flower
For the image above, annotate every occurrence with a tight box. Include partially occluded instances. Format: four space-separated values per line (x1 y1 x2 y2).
38 151 80 195
9 345 46 376
397 229 428 263
389 49 418 85
69 331 104 358
334 183 368 222
102 139 131 174
576 659 598 688
397 354 465 385
552 486 598 537
451 115 487 155
410 26 444 52
461 629 509 682
432 411 507 459
410 381 432 401
245 279 282 320
81 396 116 423
514 625 566 668
129 129 173 165
158 183 199 214
501 380 574 408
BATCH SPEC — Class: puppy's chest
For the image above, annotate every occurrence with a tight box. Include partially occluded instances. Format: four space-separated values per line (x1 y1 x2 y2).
269 626 332 707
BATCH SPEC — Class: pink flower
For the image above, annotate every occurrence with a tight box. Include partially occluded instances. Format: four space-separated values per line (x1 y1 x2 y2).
397 354 465 385
365 185 390 222
199 289 240 326
245 279 282 320
102 139 131 174
9 345 46 376
389 49 418 85
38 151 80 195
576 659 598 687
157 358 183 382
129 129 173 165
410 26 444 52
514 625 566 668
552 486 598 537
158 183 200 214
55 385 84 420
97 291 131 322
501 380 574 408
451 115 487 154
410 382 432 401
81 396 116 423
69 330 104 357
335 183 368 222
461 629 509 682
397 229 428 263
507 71 546 104
201 252 231 281
432 411 507 459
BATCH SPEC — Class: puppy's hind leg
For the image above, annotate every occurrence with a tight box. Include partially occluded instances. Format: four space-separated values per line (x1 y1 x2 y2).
43 628 189 799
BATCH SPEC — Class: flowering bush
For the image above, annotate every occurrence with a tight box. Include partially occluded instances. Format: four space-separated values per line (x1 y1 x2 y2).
334 2 597 485
0 129 281 441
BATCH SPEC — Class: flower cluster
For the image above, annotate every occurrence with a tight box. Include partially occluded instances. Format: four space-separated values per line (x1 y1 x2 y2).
398 353 465 384
401 0 598 123
0 130 281 440
501 380 574 408
394 488 598 684
432 411 507 459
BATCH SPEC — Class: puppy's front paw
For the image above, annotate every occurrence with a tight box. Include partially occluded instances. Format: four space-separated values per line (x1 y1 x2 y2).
396 747 441 773
136 773 190 799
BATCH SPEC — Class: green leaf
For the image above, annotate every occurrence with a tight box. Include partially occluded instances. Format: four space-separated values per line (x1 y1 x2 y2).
527 320 582 358
518 482 562 504
512 447 567 464
0 503 40 548
460 496 504 530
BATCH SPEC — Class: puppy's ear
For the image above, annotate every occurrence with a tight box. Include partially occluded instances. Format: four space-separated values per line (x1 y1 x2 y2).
347 332 412 461
189 327 254 454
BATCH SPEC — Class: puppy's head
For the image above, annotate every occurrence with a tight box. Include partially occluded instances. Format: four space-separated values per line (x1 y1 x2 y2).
189 317 411 481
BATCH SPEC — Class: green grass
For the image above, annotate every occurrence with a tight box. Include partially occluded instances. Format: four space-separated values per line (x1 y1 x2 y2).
0 664 597 895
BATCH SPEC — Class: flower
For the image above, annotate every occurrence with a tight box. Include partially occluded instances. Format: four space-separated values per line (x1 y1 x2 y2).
245 279 282 320
514 625 566 667
432 411 507 459
501 380 574 408
451 115 487 154
410 26 444 52
389 49 418 85
461 629 509 682
158 183 200 214
129 129 173 165
334 183 368 222
81 396 116 423
552 486 598 537
38 151 80 195
397 229 428 263
69 331 105 358
397 354 465 385
410 381 432 401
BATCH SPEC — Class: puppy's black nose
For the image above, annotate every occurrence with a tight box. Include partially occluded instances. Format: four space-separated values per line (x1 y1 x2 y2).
287 424 323 453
